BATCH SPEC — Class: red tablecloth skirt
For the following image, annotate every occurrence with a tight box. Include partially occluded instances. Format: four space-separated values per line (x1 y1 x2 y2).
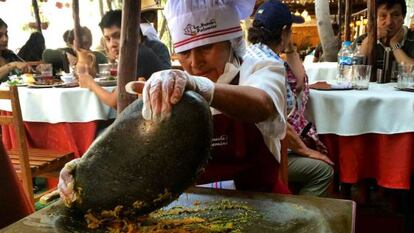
1 111 101 158
320 133 414 189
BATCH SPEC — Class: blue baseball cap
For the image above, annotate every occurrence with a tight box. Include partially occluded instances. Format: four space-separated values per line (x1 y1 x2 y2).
254 0 305 31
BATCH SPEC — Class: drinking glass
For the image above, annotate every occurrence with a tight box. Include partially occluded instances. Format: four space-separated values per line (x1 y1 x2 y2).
352 65 371 90
397 64 414 88
37 63 53 79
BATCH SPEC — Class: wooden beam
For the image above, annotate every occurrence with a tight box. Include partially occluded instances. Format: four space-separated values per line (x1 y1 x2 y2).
367 0 377 81
32 0 42 33
338 0 343 41
344 0 352 41
117 0 140 113
72 0 82 50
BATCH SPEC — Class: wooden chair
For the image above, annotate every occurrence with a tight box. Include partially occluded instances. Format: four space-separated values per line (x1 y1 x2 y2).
0 86 74 204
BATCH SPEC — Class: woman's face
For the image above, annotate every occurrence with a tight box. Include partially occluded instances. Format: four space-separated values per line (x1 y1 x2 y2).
177 41 231 82
0 26 8 51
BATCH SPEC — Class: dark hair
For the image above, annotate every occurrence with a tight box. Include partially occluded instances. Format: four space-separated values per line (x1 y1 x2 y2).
63 30 71 44
376 0 407 16
17 32 45 61
248 20 290 47
99 10 122 30
0 18 7 28
66 26 92 49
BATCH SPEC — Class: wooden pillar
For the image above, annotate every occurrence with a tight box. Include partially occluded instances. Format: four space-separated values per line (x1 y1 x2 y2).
32 0 42 33
72 0 82 50
338 0 343 41
367 0 377 81
344 0 352 41
117 0 140 113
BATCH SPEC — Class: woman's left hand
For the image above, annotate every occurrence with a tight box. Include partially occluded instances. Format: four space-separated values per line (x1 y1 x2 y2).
304 148 335 166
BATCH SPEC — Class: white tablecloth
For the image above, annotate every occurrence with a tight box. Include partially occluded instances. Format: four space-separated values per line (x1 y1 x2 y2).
304 62 338 84
305 82 414 136
0 86 117 123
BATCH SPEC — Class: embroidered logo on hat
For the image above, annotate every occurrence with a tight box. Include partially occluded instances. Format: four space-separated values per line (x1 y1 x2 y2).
184 19 218 36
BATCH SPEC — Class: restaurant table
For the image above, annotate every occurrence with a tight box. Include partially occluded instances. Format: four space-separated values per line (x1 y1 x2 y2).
0 86 117 157
0 187 355 233
304 62 338 84
306 82 414 189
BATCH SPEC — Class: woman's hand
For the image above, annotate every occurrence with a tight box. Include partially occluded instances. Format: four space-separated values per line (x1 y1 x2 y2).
302 148 335 166
58 158 80 207
141 69 214 122
9 62 30 73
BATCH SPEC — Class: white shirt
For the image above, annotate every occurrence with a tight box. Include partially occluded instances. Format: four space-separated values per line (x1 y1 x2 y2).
213 54 287 162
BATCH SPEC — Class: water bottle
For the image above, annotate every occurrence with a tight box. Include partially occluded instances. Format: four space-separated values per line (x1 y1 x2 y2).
352 44 366 65
337 41 353 84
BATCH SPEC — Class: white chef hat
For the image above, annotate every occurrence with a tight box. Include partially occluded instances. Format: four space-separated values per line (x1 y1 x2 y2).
164 0 255 53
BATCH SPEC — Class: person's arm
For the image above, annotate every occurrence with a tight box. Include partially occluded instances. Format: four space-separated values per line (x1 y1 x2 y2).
78 73 117 109
391 27 414 65
285 123 334 165
0 62 29 79
284 43 305 92
211 84 275 123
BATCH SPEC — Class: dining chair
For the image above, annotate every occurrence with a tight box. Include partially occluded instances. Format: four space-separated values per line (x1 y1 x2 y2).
0 86 74 204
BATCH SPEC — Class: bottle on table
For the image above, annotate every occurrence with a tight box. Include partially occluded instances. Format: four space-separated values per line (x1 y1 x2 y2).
337 41 353 84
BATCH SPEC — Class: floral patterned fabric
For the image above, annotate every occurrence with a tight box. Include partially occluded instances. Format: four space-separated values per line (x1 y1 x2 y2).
285 64 328 155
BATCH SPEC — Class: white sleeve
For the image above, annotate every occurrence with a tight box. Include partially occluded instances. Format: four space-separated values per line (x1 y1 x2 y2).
239 60 287 139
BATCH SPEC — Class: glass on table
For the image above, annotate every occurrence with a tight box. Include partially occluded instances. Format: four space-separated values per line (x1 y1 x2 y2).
397 64 414 88
98 63 118 78
352 65 371 90
37 63 53 79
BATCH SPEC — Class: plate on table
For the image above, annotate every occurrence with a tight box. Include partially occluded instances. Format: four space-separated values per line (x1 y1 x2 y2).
27 80 64 88
27 83 63 88
309 81 353 91
95 78 117 86
395 87 414 92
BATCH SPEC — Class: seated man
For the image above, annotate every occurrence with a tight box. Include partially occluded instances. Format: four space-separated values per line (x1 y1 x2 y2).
356 0 414 68
78 10 170 109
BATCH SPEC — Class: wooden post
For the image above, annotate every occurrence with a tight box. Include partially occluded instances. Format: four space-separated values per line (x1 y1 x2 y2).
72 0 82 50
117 0 140 113
367 0 377 81
98 0 104 17
338 0 343 41
32 0 42 33
344 0 352 41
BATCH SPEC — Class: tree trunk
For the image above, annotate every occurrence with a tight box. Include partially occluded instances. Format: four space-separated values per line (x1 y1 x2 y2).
344 0 352 41
315 0 338 62
367 0 377 81
32 0 42 33
117 0 140 113
72 0 82 50
98 0 104 18
106 0 112 11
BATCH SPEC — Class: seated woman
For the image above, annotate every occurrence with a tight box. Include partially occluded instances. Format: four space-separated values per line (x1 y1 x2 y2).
58 0 289 204
0 18 29 81
247 1 334 197
17 31 45 62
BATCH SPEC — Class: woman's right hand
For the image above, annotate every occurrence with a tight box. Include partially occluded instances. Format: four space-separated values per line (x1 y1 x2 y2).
141 69 214 122
9 62 30 73
58 158 80 206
